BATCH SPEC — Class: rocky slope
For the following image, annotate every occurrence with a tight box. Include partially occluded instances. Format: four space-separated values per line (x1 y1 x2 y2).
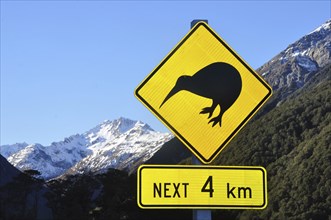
258 19 330 94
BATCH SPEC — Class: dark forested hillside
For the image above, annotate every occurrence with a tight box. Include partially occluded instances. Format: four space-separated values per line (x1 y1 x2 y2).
0 155 52 220
210 63 331 219
45 169 192 220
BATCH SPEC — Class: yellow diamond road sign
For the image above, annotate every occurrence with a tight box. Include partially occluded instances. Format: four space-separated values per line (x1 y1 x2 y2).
135 22 272 163
137 165 267 209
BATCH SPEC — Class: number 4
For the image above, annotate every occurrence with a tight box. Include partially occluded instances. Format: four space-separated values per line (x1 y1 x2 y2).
201 176 214 197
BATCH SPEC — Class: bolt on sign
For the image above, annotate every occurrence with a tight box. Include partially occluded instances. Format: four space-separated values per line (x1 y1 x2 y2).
135 22 272 163
137 165 267 209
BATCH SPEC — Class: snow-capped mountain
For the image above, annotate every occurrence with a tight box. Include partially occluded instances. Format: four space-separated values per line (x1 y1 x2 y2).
5 137 90 180
258 19 331 91
65 118 172 176
0 142 29 158
0 118 172 179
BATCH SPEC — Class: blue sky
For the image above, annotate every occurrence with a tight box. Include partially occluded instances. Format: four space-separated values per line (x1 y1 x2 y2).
1 1 330 145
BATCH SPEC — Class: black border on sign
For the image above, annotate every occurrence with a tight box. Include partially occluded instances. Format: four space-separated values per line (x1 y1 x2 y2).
138 165 267 209
135 22 272 163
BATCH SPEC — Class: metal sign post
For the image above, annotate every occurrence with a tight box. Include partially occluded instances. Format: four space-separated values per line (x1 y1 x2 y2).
191 19 212 220
192 156 212 220
192 155 211 220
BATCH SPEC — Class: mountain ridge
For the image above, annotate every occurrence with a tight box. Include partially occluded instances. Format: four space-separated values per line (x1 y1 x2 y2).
1 118 172 179
259 19 330 93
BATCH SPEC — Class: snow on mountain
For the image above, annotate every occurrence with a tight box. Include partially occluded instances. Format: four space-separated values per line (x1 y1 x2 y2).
258 19 331 91
65 119 172 176
0 142 29 158
5 135 90 180
1 118 172 179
